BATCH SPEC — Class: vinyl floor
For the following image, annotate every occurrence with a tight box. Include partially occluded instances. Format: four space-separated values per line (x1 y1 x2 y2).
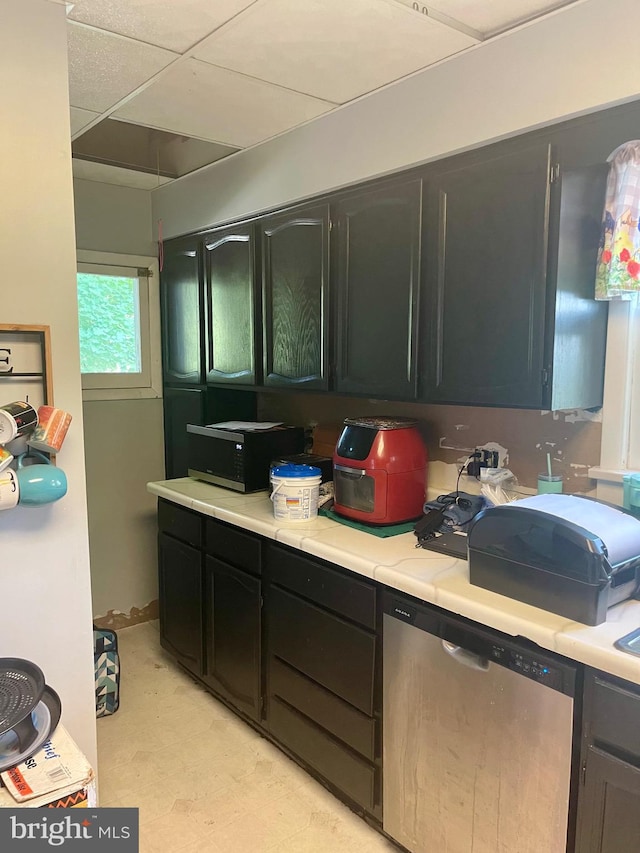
97 621 399 853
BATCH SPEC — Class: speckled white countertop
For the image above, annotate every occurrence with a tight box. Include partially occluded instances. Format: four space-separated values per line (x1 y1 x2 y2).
148 477 640 687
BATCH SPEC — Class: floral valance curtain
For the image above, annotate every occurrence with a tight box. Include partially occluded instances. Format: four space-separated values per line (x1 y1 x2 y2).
595 141 640 300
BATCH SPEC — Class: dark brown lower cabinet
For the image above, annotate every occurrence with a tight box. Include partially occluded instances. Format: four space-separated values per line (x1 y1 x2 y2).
576 671 640 853
157 503 263 723
156 506 384 819
202 556 262 722
577 746 640 853
158 502 640 845
158 531 203 676
265 543 381 819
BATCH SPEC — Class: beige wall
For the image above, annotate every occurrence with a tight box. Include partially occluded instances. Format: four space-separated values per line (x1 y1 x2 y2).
83 399 164 620
73 179 165 621
74 178 156 256
0 0 96 768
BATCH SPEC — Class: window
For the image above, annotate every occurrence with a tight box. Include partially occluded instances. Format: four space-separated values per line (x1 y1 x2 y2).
76 250 161 401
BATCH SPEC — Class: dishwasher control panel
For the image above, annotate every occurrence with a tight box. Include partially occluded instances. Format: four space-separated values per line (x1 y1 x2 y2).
489 644 563 691
383 592 575 696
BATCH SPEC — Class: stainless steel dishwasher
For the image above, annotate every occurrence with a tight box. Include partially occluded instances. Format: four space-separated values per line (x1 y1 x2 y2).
383 591 578 853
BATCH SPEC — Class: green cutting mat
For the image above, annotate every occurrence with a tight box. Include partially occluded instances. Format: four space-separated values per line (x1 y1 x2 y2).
319 506 416 537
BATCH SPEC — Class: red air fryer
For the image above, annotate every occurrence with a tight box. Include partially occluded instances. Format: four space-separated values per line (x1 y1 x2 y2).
332 416 427 525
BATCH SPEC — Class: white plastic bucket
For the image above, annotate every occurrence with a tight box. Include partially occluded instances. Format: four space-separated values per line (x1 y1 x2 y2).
270 464 322 522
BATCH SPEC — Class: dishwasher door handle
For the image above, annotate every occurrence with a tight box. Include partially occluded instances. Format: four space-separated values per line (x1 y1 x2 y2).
442 640 489 672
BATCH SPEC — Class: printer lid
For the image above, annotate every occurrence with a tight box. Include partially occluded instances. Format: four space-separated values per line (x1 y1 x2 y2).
507 495 640 566
468 494 640 585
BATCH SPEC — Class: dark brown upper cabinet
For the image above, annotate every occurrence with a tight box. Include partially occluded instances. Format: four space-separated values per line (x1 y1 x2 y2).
203 224 258 385
333 180 422 399
421 142 551 408
261 204 330 390
160 235 204 385
420 141 608 409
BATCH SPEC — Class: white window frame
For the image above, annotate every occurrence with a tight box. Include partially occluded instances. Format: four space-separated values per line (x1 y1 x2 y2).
589 296 640 504
77 249 162 402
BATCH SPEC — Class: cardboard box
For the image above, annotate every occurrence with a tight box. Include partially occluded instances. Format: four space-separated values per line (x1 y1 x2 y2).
0 725 95 808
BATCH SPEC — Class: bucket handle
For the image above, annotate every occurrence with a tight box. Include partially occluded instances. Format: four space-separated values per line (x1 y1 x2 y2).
270 482 283 501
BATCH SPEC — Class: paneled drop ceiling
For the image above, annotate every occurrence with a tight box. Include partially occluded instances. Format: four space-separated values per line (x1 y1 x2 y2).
63 0 582 189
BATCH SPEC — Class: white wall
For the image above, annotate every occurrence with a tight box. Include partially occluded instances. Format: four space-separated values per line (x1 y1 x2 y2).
153 0 640 237
73 180 165 620
0 0 96 769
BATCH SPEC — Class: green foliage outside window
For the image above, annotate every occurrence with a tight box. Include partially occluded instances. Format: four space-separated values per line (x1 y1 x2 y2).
77 273 141 373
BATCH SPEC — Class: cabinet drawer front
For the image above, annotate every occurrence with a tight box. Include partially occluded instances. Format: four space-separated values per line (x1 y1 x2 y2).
269 656 376 760
588 673 640 759
269 587 376 714
205 518 261 575
158 499 202 548
267 545 376 629
269 696 378 814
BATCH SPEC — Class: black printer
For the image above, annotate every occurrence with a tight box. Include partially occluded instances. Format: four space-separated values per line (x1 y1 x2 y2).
468 494 640 625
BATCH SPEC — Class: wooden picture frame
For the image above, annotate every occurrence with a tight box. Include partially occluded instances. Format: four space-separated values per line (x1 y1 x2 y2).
0 324 53 410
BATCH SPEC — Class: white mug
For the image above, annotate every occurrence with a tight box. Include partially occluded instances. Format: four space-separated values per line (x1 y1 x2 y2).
0 468 19 510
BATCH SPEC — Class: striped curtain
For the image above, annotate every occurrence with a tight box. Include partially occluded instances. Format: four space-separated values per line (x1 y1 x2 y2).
595 140 640 300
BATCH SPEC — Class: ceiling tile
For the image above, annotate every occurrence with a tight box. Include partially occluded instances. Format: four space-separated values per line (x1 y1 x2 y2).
66 0 258 54
192 0 477 105
412 0 578 37
70 106 100 135
67 22 178 112
112 58 335 148
72 158 173 189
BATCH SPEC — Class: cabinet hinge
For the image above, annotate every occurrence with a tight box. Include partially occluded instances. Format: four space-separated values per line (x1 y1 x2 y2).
581 759 587 786
549 163 560 184
541 367 550 387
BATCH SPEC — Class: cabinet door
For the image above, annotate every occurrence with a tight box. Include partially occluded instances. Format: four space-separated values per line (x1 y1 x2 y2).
261 204 329 389
203 556 262 721
203 224 257 385
334 181 422 399
162 386 207 479
160 236 204 385
158 532 202 676
421 143 552 407
577 746 640 853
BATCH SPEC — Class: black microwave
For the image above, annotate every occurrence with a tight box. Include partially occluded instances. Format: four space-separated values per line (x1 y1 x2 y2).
186 424 305 492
